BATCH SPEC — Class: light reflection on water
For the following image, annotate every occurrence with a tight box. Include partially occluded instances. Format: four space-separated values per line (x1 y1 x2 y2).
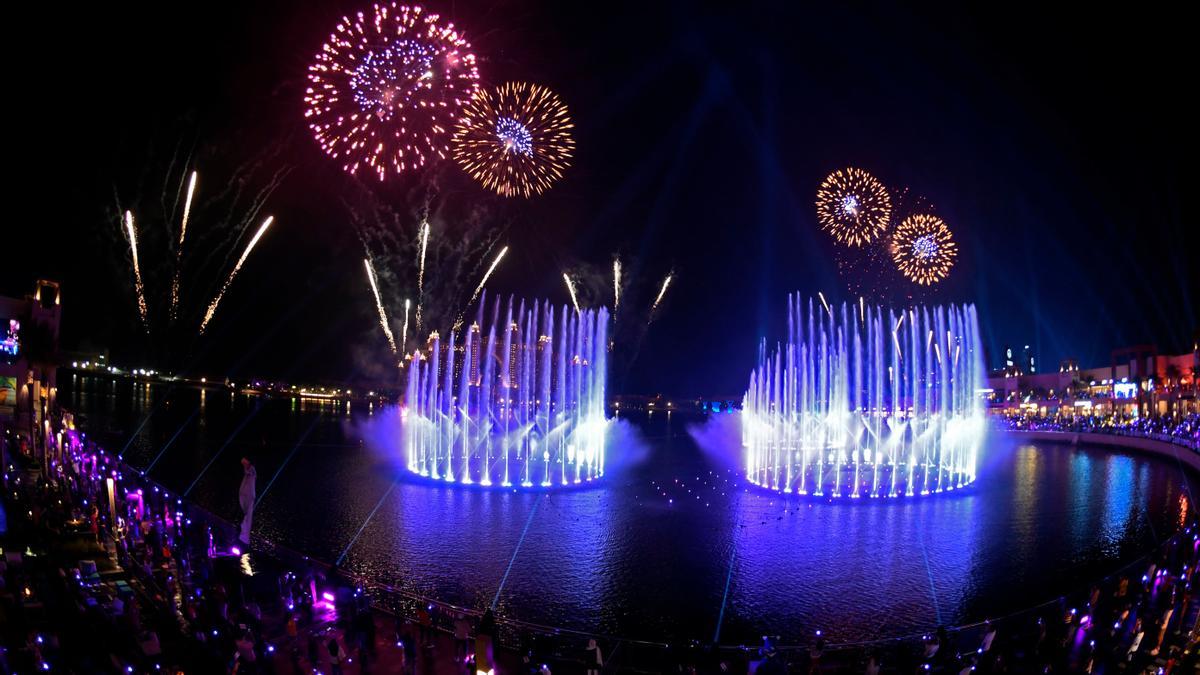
63 375 1194 643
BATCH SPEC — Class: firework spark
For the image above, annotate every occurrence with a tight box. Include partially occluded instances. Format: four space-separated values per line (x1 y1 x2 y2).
563 273 581 314
401 298 411 353
452 82 575 197
817 291 831 316
466 245 508 307
890 214 958 285
417 220 429 295
364 257 397 354
815 167 892 246
416 219 429 330
123 211 148 330
650 273 673 314
200 216 275 333
612 258 622 310
305 3 480 180
170 170 198 323
178 171 198 247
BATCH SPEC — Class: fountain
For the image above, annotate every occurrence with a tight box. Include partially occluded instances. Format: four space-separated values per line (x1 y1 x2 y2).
742 294 986 497
402 294 609 487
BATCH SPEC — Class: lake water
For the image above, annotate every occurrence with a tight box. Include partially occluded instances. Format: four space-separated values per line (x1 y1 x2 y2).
62 373 1195 645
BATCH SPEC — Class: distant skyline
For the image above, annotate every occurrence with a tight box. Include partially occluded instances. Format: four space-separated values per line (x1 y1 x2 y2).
5 1 1197 394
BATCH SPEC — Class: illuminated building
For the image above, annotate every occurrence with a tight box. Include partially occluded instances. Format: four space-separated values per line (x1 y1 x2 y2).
469 323 481 386
1 280 63 457
987 343 1199 418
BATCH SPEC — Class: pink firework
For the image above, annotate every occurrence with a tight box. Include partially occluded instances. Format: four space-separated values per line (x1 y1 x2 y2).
305 3 480 180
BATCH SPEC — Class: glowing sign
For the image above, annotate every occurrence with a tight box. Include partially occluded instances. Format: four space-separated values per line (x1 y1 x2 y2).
1 319 19 357
1113 382 1138 399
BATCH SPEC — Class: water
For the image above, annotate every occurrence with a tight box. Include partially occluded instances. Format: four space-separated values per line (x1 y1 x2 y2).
404 298 608 487
743 298 986 497
62 373 1195 644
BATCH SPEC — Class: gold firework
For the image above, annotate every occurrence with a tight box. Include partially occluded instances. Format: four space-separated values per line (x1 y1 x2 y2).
890 214 957 285
815 167 892 246
452 82 574 197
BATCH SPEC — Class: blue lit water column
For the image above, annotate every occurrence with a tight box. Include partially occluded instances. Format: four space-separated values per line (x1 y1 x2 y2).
402 296 608 488
742 295 986 497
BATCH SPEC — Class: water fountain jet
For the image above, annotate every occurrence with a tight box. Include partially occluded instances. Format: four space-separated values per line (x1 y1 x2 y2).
742 295 986 497
402 294 609 488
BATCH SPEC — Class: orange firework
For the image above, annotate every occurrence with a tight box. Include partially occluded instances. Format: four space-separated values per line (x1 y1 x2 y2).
452 82 574 197
815 167 892 246
891 214 957 285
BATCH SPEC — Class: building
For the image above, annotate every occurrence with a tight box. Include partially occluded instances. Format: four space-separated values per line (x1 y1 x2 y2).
987 342 1199 418
1 280 63 455
468 323 481 385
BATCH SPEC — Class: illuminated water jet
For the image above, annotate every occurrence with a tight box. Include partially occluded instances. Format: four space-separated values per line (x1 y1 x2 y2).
742 294 986 497
403 295 609 487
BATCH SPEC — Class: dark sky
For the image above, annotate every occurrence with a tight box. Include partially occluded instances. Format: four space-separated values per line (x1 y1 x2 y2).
5 1 1197 395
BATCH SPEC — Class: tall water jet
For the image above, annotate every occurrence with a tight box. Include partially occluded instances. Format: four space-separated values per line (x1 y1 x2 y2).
402 295 609 488
742 294 986 497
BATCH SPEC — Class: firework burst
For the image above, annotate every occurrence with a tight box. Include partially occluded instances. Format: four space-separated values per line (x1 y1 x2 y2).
815 167 892 246
305 3 480 180
452 82 575 197
891 214 957 285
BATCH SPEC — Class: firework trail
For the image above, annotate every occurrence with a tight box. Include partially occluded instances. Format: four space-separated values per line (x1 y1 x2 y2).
563 273 581 314
364 257 397 354
650 272 673 314
170 170 198 323
200 215 275 334
416 220 429 331
401 298 411 354
612 258 622 310
123 210 149 330
467 245 508 307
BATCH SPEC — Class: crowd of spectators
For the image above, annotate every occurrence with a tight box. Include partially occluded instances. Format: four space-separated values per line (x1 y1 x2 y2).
4 409 1200 673
732 527 1200 672
998 412 1200 451
0 423 513 673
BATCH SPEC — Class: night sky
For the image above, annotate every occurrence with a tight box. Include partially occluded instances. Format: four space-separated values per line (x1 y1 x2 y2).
5 1 1197 395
